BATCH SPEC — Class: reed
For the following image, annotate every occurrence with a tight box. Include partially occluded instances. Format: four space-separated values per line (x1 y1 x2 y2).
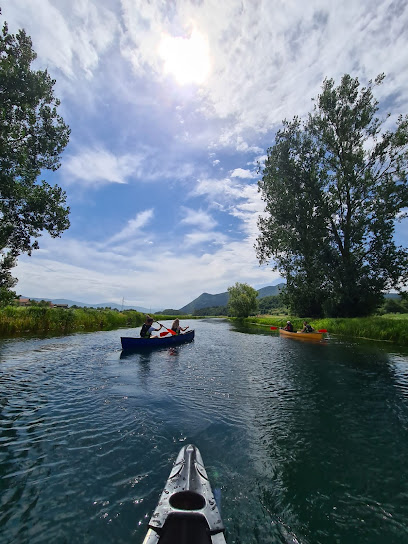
0 306 145 335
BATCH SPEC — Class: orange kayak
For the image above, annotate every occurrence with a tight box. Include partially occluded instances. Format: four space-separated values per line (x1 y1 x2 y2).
279 328 323 341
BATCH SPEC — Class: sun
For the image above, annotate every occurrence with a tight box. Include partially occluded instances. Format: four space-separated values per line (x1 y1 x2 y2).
158 27 211 85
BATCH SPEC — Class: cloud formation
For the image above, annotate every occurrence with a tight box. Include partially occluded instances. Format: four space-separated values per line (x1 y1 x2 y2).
4 0 408 308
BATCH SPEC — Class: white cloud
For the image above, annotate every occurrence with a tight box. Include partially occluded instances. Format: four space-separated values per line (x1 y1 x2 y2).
184 230 227 248
62 147 143 186
5 0 118 80
180 207 217 230
14 228 279 309
61 143 200 189
230 168 258 179
7 0 408 150
106 209 154 245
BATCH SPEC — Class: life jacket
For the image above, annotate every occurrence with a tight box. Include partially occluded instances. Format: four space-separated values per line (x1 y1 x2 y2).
171 327 180 335
140 323 151 338
304 324 313 333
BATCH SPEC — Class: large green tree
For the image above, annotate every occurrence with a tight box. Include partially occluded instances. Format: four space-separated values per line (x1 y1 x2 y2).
256 74 408 317
0 11 70 303
227 282 258 317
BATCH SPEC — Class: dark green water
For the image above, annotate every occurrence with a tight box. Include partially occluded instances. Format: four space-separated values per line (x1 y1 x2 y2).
1 319 408 543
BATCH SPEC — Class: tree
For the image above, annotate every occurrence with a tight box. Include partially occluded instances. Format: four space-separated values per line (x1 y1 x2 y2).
0 11 70 303
256 74 408 317
0 251 17 305
227 282 258 317
257 295 284 314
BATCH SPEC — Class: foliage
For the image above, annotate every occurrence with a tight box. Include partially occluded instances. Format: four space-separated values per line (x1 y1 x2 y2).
0 251 17 305
0 11 70 301
227 282 258 318
0 307 145 335
193 305 228 316
256 74 408 318
378 297 408 314
257 295 285 314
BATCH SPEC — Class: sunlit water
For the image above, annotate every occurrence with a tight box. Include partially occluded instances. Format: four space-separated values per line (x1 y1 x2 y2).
1 319 408 543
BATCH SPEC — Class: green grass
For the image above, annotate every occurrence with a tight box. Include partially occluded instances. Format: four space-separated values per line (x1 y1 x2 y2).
0 306 145 335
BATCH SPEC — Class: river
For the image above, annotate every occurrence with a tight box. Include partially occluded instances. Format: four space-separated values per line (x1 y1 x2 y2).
1 318 408 543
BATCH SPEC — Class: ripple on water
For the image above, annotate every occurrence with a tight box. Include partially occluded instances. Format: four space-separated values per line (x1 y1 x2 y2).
1 322 408 543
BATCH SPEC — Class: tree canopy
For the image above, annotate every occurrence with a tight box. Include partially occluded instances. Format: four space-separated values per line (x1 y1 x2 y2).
256 74 408 317
227 282 258 318
0 12 70 303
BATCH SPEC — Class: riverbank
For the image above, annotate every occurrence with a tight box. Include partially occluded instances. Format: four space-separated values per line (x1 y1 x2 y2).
2 308 406 346
0 306 146 335
241 315 408 346
0 308 200 336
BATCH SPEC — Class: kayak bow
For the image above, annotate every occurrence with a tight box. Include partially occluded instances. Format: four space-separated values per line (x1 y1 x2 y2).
143 444 226 544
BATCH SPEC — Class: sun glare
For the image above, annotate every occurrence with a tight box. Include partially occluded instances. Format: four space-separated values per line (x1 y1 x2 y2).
158 28 211 85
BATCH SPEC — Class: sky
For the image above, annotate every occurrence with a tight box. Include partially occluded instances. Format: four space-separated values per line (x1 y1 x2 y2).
3 0 408 311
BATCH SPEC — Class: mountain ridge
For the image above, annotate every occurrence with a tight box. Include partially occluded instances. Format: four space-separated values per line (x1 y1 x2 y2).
177 284 285 313
25 297 153 313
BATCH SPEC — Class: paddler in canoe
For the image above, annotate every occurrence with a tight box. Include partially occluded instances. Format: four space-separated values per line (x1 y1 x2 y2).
170 318 190 335
300 321 315 333
283 320 294 332
140 317 163 338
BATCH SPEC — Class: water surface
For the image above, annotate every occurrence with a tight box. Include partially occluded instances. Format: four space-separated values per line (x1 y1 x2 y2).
1 319 408 543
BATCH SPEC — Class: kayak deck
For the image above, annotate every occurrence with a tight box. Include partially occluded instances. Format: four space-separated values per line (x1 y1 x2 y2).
279 328 323 341
143 444 226 544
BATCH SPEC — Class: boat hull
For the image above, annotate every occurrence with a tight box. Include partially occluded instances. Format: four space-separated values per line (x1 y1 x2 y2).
143 444 226 544
279 328 323 341
121 329 195 350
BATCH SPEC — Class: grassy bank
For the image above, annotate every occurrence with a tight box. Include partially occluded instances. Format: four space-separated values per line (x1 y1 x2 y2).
240 315 408 346
0 306 146 335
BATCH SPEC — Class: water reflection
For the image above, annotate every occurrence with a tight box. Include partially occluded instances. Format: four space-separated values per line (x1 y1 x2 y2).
248 339 408 543
1 323 408 544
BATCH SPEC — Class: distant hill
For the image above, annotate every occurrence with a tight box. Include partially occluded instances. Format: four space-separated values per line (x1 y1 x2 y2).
256 285 284 298
26 297 153 313
177 283 284 314
178 292 229 314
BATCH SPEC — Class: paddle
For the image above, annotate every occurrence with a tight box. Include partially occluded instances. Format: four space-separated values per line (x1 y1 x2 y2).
318 329 327 333
155 321 177 336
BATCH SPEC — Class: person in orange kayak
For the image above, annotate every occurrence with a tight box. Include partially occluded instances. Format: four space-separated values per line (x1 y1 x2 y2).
301 321 315 333
283 320 294 332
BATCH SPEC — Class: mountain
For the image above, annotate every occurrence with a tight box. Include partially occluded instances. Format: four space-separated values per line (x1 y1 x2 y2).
256 285 284 298
177 283 285 314
178 292 229 314
26 297 153 313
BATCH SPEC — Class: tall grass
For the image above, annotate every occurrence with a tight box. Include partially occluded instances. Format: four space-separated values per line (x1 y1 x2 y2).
0 306 145 335
243 315 408 345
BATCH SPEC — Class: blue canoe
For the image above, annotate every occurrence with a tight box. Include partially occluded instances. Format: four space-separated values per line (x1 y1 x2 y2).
121 329 195 350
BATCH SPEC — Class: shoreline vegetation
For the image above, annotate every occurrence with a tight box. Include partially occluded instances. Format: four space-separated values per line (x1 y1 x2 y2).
0 307 201 337
0 307 407 346
243 316 408 346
